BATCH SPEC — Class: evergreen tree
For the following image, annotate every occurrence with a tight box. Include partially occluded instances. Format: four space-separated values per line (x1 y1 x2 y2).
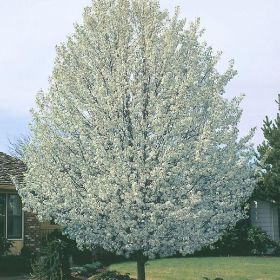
255 95 280 203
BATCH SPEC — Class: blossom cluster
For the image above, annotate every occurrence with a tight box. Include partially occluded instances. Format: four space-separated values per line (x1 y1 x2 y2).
18 0 255 259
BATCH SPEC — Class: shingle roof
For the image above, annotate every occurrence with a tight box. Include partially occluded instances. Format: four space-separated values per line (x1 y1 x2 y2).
0 152 26 185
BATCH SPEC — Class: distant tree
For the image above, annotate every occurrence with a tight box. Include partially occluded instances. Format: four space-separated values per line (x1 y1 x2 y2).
17 1 255 279
8 134 30 159
255 95 280 203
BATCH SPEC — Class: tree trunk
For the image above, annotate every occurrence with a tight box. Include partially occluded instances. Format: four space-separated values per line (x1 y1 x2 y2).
137 254 146 280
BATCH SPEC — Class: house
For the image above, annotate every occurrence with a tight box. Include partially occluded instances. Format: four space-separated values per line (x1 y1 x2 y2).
250 200 280 241
0 152 59 255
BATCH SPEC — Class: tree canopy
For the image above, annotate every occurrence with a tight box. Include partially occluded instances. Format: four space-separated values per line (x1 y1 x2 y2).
17 1 255 279
255 95 280 204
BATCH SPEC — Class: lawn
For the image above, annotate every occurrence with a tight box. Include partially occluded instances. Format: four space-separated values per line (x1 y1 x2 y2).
109 257 280 280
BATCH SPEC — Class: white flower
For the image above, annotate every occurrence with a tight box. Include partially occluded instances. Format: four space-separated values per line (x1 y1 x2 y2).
18 0 255 259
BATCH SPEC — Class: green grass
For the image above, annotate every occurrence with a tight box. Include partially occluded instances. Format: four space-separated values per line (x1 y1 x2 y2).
109 257 280 280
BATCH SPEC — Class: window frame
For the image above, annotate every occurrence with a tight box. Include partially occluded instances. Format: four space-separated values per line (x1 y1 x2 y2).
0 193 6 238
0 192 24 241
278 207 280 240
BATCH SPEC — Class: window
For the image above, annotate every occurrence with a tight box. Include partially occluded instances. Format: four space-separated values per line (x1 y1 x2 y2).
279 207 280 239
0 194 23 239
0 194 5 238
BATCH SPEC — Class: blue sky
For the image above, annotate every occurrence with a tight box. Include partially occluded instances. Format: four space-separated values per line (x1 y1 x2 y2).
0 0 279 153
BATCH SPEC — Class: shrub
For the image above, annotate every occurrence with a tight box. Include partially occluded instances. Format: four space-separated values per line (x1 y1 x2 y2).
84 261 103 273
247 226 275 255
272 241 280 256
71 261 104 277
71 266 88 276
89 270 132 280
0 255 31 276
29 239 71 280
92 247 126 266
21 246 37 260
44 231 125 266
41 230 76 253
44 229 93 265
0 237 13 256
196 220 276 256
72 247 93 265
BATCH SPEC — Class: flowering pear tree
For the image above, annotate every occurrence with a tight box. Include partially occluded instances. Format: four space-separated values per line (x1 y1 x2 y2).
18 1 255 279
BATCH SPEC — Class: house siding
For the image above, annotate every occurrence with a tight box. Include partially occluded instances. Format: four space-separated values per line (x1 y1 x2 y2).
250 200 280 241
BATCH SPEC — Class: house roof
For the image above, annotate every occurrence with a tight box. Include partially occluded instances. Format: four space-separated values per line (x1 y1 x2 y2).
0 152 26 185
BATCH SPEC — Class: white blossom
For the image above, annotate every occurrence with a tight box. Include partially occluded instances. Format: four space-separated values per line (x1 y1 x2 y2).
18 0 255 260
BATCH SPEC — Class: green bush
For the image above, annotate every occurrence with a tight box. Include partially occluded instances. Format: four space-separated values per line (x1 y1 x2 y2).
42 230 76 254
0 255 31 276
72 247 93 265
71 266 88 276
84 261 103 273
272 241 280 256
89 270 132 280
71 261 104 277
196 220 276 256
29 239 71 280
0 237 13 256
247 226 275 254
21 246 37 260
44 229 92 265
92 247 126 266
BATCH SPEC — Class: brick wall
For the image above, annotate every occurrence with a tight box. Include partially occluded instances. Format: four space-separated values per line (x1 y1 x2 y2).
24 211 41 252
